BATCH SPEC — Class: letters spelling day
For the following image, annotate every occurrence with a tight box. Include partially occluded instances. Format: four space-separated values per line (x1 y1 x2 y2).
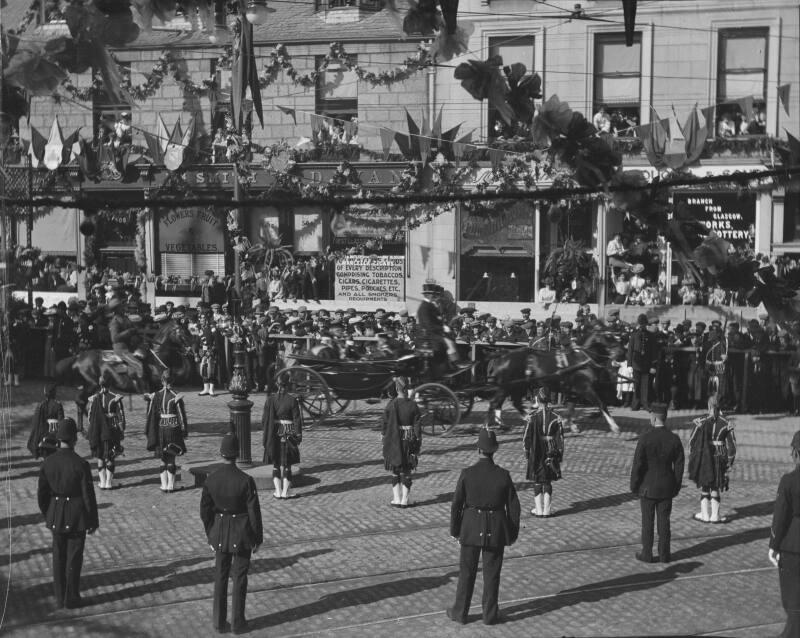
335 256 405 302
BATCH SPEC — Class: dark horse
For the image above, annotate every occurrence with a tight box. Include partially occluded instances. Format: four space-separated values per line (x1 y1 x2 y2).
54 321 194 428
486 331 625 432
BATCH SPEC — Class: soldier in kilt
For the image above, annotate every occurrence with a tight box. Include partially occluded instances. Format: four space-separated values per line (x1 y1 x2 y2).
27 384 64 459
382 376 422 508
689 396 737 523
86 379 126 490
523 387 564 518
197 337 218 397
261 377 303 499
145 370 188 493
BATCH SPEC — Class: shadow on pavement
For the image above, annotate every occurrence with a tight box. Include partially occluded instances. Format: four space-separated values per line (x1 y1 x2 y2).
503 561 703 622
301 459 384 474
556 492 639 517
247 570 459 631
251 548 334 572
190 421 230 435
670 527 769 562
0 545 51 568
308 469 451 497
414 492 454 507
6 502 113 529
728 501 775 522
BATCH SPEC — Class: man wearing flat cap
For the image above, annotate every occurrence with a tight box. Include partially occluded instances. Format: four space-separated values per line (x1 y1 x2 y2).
630 403 684 563
37 418 99 609
201 433 263 635
448 429 520 625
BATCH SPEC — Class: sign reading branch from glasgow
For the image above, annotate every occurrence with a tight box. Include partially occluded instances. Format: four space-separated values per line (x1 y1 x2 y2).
159 208 223 253
335 256 405 303
673 191 756 246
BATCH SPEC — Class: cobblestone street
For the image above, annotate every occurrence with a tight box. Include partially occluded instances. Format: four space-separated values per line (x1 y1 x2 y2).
0 383 792 637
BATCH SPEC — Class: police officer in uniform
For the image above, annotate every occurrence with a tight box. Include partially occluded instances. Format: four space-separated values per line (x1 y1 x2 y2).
630 403 684 563
201 433 263 635
448 429 520 625
628 313 658 411
37 417 99 609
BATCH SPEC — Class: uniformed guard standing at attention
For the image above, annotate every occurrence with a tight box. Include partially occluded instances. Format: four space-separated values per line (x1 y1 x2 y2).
262 377 303 499
27 383 64 459
630 402 684 563
447 429 520 626
201 433 263 635
86 378 126 490
145 370 189 493
769 430 800 638
382 376 422 508
688 396 737 523
37 417 99 610
524 387 565 518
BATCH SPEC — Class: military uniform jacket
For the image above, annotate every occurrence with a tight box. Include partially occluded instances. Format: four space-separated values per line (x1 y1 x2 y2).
262 392 303 466
86 390 125 455
771 467 800 554
630 427 685 499
201 464 263 553
27 399 64 457
416 299 444 336
382 396 422 470
688 415 736 489
523 406 564 483
38 448 99 533
145 388 188 452
109 314 138 354
450 457 521 549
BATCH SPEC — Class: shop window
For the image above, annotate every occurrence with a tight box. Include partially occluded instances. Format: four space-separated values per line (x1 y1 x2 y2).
716 28 768 137
315 57 358 124
487 36 535 140
593 33 641 135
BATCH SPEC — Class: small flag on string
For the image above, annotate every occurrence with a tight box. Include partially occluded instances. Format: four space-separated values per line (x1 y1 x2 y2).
277 105 297 124
779 84 791 116
379 127 394 160
488 147 505 170
735 95 755 122
452 132 472 164
157 115 171 153
29 125 47 168
418 111 432 162
309 113 325 134
43 117 65 171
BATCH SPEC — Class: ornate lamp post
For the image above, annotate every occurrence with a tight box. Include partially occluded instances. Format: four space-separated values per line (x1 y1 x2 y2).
228 333 253 465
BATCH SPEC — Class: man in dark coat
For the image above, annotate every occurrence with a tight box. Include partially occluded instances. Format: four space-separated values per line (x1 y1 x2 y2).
86 378 126 490
448 429 520 625
27 383 64 458
201 433 263 635
144 370 189 493
627 313 658 411
524 387 564 518
382 376 422 508
37 418 99 609
262 378 303 499
630 403 685 563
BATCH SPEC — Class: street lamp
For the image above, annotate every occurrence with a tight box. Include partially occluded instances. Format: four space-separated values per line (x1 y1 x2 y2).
245 0 274 25
228 334 254 465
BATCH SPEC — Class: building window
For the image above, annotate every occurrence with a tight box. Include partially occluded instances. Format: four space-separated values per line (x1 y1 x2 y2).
92 61 131 140
716 28 768 137
593 33 641 135
315 57 358 125
487 36 534 140
783 192 800 243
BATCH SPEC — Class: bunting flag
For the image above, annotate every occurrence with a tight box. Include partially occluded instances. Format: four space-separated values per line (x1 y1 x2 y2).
701 105 716 131
488 147 505 170
379 127 395 160
418 111 432 162
143 131 163 164
735 95 755 122
786 130 800 164
452 131 472 164
343 119 357 139
682 105 708 166
420 245 431 268
642 107 670 169
157 114 171 153
28 125 47 168
622 0 637 47
277 105 297 124
165 116 195 171
62 128 81 166
779 84 791 116
309 113 325 134
43 117 65 170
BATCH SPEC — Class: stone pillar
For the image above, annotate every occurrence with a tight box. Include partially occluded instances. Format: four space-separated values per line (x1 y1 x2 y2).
227 339 253 465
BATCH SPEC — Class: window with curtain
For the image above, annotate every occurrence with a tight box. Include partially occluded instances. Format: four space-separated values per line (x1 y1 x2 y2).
716 28 768 136
92 61 132 140
487 36 535 140
593 33 642 135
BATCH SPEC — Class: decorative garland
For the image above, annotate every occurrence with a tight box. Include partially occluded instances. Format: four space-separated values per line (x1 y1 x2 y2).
62 41 432 102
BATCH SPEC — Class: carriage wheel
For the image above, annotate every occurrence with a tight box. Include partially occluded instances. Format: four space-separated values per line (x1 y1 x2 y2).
456 391 474 418
276 367 332 425
414 383 460 436
329 398 351 416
